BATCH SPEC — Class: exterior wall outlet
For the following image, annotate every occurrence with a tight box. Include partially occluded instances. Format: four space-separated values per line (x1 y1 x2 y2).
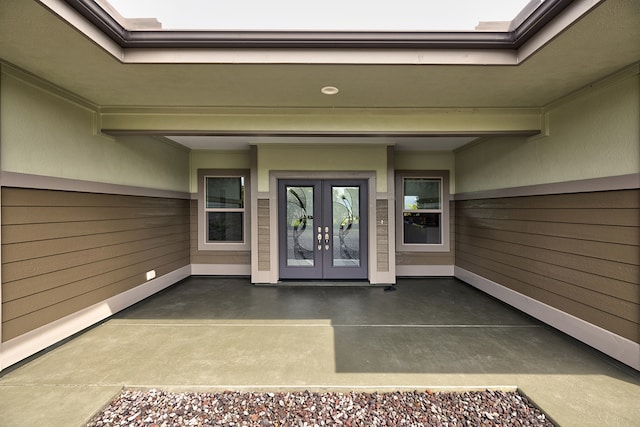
146 270 156 281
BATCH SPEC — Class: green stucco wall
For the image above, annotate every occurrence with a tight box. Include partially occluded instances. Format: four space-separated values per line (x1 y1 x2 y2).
394 151 455 194
455 70 640 193
189 150 251 193
189 147 455 195
1 72 190 192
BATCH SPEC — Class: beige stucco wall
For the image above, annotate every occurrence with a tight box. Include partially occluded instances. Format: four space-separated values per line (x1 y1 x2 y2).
257 144 388 193
455 70 640 193
1 71 190 192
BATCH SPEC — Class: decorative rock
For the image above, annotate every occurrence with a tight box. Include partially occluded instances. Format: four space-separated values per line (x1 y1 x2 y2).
86 389 555 426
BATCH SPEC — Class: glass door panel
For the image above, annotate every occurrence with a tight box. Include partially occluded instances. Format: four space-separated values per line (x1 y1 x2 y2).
285 185 315 267
279 180 323 279
331 186 361 268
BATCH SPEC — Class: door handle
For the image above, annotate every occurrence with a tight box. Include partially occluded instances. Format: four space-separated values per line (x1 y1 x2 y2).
324 226 330 250
317 227 322 250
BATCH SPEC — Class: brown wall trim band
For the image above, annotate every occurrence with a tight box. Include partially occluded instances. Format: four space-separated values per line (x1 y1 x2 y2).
454 173 640 201
0 171 190 200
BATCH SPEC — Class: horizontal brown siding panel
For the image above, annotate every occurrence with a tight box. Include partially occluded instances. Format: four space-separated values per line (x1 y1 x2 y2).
1 187 190 342
2 224 189 263
460 237 640 303
3 234 188 283
455 189 640 344
2 257 189 341
456 224 638 264
396 252 454 265
3 240 190 301
2 216 187 244
456 249 638 323
456 216 639 246
456 206 639 226
3 205 188 225
456 232 637 284
3 249 190 320
456 257 639 342
190 252 251 265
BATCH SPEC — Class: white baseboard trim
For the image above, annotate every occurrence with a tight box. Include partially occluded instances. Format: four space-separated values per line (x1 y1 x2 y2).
191 264 251 276
370 271 397 285
455 266 640 371
397 265 454 277
0 266 190 371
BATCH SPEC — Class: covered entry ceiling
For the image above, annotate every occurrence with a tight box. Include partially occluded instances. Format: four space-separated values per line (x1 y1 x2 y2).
0 0 638 150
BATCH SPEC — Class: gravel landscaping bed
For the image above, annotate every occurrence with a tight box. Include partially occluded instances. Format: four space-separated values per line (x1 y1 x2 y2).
87 389 555 426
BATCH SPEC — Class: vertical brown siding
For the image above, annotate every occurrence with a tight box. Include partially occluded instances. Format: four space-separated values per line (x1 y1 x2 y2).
189 200 251 265
257 199 271 271
455 189 640 343
376 199 389 272
1 187 190 341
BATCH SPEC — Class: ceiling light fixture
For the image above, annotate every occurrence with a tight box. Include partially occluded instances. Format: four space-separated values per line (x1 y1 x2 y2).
321 86 339 95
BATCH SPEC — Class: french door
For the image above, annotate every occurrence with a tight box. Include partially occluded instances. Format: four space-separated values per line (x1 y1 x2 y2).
278 179 368 280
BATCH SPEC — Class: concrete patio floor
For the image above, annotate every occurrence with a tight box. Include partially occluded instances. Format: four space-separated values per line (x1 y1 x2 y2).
0 277 639 426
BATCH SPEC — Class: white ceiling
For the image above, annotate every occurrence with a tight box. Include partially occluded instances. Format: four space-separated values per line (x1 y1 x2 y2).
0 0 638 151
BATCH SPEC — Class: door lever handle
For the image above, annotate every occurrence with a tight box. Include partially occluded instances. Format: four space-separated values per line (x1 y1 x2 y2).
324 228 330 250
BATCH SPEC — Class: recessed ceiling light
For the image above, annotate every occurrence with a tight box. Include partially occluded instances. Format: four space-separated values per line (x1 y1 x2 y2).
321 86 339 95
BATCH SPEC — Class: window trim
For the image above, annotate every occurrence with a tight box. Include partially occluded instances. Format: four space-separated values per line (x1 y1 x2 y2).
395 170 451 253
197 169 250 251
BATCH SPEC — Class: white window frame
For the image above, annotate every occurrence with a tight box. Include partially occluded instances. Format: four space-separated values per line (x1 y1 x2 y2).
197 169 250 251
395 170 450 252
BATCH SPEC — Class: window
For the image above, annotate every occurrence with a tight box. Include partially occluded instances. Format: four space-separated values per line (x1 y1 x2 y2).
396 171 450 252
198 169 250 250
205 176 245 242
403 178 442 244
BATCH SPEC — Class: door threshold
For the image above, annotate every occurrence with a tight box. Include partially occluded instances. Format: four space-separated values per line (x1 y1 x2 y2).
256 280 386 288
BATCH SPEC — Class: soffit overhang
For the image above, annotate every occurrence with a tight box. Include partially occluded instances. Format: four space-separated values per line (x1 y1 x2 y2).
3 0 637 110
